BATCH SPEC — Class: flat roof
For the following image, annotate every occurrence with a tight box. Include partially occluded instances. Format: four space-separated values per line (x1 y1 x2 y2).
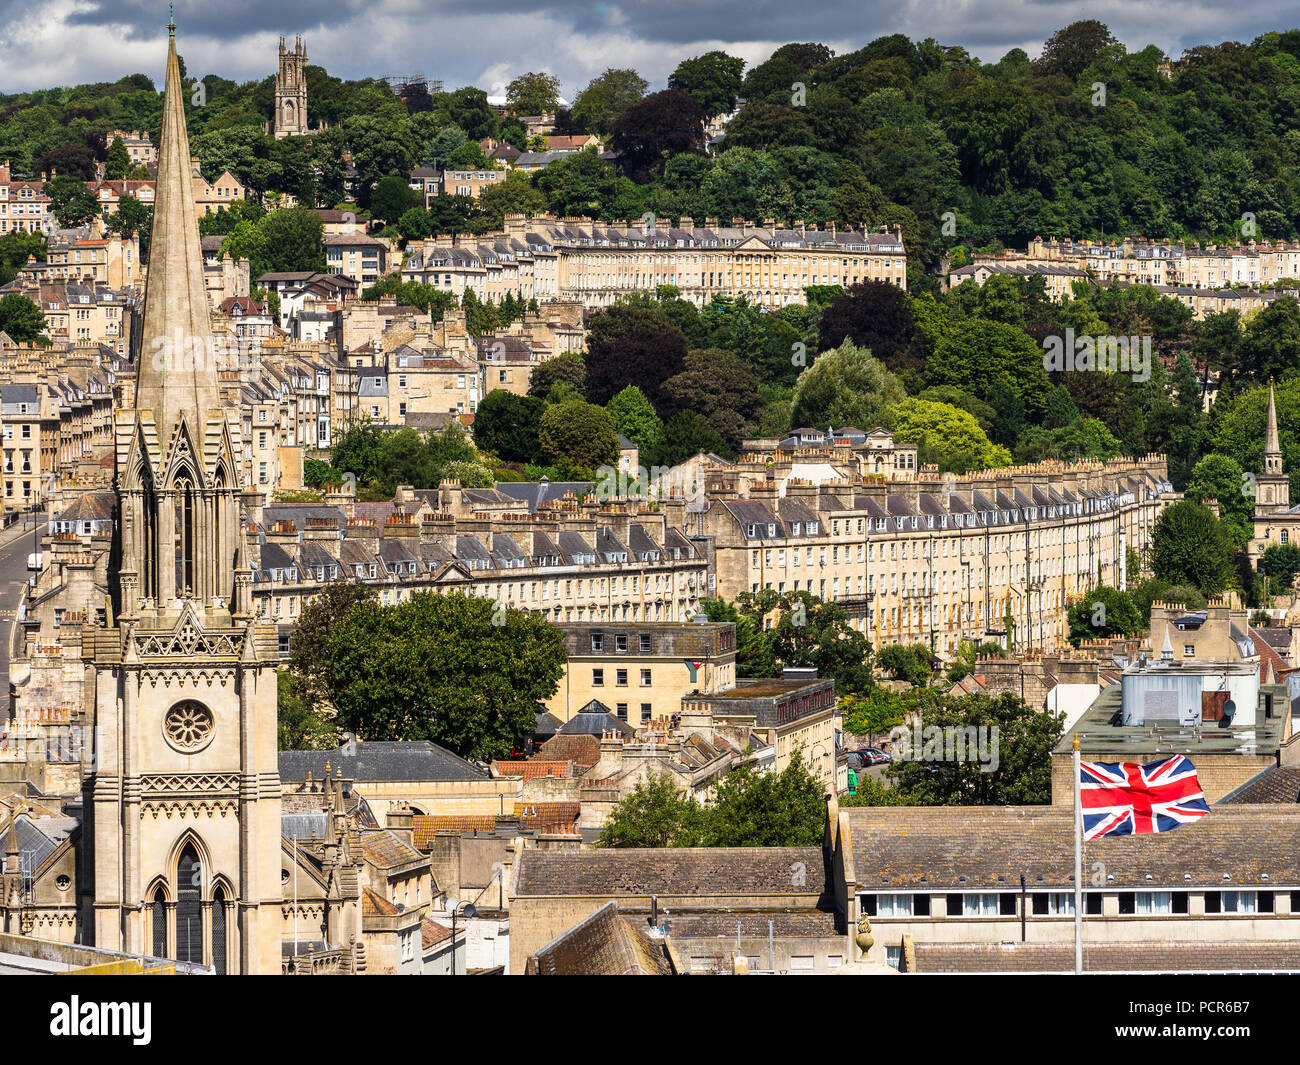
706 676 828 700
1053 682 1287 759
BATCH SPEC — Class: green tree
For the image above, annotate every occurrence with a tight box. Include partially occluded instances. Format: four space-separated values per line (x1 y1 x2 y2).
325 592 567 759
584 303 688 407
529 352 586 400
330 421 388 484
886 691 1064 805
1185 453 1253 545
0 293 46 344
840 688 911 742
668 51 745 117
103 194 153 258
105 135 131 180
702 752 827 847
370 174 418 222
507 72 562 116
886 398 1012 473
0 231 47 286
1150 500 1236 597
945 640 1006 683
877 643 932 686
473 390 545 464
1259 543 1300 597
597 754 827 848
597 773 702 847
651 410 729 466
198 197 266 237
260 207 327 273
287 581 378 708
605 385 664 457
533 148 618 216
538 399 620 474
226 207 326 280
44 173 100 228
473 171 548 231
1067 585 1143 645
929 318 1051 422
789 340 907 431
571 68 649 134
698 597 775 679
1239 298 1300 384
303 458 341 488
277 669 336 750
739 590 876 695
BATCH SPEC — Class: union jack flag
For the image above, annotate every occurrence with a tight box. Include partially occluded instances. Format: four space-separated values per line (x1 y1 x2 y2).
1079 755 1209 840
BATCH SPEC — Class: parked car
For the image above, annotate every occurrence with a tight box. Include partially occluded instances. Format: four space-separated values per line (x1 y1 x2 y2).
851 747 891 765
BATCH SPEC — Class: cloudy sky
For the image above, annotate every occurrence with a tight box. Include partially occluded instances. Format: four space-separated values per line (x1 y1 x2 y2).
0 0 1291 97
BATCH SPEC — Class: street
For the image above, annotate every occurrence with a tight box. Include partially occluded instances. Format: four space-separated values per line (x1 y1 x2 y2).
0 511 43 705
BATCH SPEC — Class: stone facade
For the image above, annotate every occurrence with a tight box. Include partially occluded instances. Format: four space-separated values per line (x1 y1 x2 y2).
275 37 309 139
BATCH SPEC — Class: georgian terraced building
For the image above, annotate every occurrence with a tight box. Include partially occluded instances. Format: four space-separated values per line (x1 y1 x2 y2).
676 432 1173 657
403 215 908 310
245 483 712 656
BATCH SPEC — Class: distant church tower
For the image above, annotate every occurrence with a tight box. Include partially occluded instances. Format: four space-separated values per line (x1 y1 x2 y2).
82 19 283 974
275 35 308 139
1257 382 1290 513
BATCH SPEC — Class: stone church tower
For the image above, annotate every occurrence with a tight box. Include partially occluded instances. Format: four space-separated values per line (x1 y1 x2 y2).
275 36 309 139
81 20 282 974
1256 382 1290 514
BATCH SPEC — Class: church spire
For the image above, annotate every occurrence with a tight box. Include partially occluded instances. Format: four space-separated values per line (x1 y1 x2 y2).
1263 377 1284 473
134 21 221 440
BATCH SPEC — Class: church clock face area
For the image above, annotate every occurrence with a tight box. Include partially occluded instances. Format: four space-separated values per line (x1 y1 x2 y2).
162 700 216 754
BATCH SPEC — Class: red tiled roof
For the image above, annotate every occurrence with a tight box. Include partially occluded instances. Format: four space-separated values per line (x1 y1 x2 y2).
515 802 580 830
412 815 496 847
1250 628 1288 680
362 887 399 917
493 760 572 779
536 733 600 769
422 919 453 949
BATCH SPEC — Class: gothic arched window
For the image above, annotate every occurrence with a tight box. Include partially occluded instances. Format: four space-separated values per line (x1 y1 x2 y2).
152 887 167 958
141 465 157 601
174 474 195 595
176 844 202 964
211 886 228 975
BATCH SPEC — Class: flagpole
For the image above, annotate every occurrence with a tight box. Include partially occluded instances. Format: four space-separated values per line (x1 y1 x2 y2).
1072 731 1083 975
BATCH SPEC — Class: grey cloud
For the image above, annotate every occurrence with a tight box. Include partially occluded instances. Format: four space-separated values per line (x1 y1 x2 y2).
0 0 1293 94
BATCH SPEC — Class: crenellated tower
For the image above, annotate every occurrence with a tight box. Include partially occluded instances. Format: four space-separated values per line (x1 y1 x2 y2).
274 36 309 138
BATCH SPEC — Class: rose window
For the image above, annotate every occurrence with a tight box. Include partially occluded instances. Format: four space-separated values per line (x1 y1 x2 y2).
163 701 214 752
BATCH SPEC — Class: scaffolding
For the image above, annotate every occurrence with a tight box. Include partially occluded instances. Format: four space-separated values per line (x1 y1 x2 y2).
380 74 443 96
